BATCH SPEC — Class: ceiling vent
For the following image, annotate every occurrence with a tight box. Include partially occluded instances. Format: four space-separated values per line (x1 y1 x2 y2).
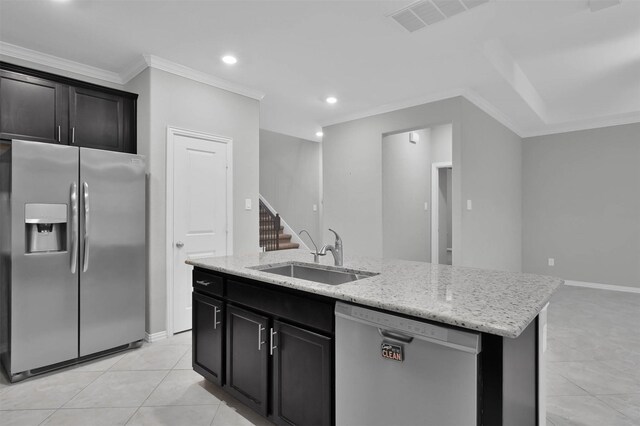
390 0 489 33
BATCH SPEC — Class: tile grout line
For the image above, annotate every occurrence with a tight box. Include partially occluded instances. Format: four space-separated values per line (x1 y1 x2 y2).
593 394 638 422
124 368 172 425
37 365 111 425
209 404 222 426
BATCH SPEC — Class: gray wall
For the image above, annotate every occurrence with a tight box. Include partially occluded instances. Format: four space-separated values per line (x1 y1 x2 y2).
381 125 452 262
459 98 522 271
323 97 463 260
127 67 260 335
323 97 522 272
259 129 321 244
523 123 640 287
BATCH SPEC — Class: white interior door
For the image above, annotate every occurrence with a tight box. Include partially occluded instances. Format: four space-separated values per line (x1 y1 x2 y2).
172 132 229 333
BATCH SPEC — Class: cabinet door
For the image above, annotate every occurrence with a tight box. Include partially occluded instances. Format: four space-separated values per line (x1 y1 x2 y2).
273 320 332 426
69 86 124 152
193 293 225 385
226 305 270 416
0 70 68 144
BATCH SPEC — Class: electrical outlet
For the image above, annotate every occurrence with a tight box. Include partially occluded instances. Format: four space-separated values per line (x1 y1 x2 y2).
424 202 428 211
313 204 317 212
466 200 473 210
548 258 555 266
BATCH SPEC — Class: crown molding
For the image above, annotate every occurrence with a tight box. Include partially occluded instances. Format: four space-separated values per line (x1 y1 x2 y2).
119 55 149 84
520 111 640 138
319 88 467 128
460 88 525 137
0 41 123 84
320 88 525 137
1 42 636 137
0 42 265 100
139 54 265 100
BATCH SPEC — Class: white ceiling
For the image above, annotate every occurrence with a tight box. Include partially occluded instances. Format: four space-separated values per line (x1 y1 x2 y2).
1 0 639 140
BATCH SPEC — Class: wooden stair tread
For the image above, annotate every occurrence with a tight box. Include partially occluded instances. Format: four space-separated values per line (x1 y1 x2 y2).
277 242 300 250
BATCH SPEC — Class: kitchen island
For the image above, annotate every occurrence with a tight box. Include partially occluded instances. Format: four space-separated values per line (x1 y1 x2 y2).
187 249 562 426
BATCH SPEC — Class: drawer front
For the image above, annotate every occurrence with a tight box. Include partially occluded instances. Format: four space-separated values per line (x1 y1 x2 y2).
227 280 333 333
193 269 224 297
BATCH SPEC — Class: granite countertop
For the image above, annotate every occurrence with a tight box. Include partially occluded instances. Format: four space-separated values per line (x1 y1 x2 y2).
187 249 563 338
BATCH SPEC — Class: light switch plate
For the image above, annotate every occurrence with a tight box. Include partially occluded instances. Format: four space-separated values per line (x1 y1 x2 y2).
245 198 252 210
424 202 428 211
548 258 555 266
466 200 472 210
313 204 318 212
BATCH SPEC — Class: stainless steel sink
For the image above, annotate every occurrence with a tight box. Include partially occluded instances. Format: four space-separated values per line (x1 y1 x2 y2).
249 262 378 285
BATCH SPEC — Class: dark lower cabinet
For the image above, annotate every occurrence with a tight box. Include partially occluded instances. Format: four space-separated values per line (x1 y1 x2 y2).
0 70 67 144
192 293 224 385
273 320 332 426
226 305 270 416
193 268 334 425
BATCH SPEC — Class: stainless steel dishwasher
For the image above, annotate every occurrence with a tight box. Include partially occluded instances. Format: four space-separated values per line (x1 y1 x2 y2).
335 302 481 426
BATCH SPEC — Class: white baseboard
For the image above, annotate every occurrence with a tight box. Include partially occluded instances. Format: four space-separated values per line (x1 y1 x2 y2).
564 280 640 294
145 331 168 343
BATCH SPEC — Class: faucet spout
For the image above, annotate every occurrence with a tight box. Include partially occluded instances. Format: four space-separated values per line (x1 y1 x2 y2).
321 229 343 266
299 230 324 263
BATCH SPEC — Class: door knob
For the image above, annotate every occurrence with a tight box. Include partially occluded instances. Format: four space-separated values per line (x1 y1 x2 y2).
176 241 184 248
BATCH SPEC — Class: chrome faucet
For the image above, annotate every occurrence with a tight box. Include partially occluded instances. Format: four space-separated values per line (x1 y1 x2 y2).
299 230 324 263
319 228 343 266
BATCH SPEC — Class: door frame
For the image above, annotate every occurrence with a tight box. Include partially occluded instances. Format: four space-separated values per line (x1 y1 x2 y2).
165 126 233 337
431 162 452 264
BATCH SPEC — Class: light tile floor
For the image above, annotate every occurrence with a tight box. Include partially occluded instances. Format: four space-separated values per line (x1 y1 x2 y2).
0 331 272 426
546 285 640 426
1 284 638 425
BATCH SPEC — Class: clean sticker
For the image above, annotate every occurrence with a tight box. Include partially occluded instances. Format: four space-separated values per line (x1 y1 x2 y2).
381 342 403 362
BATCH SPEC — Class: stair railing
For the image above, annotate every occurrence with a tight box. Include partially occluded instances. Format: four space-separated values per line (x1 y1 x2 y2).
259 199 280 251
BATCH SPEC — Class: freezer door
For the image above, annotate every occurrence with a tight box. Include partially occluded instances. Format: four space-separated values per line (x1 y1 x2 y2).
10 140 79 374
79 147 145 356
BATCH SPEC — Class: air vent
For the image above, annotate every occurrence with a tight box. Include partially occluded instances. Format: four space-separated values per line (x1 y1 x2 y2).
392 9 427 32
433 0 466 17
390 0 489 33
411 1 445 25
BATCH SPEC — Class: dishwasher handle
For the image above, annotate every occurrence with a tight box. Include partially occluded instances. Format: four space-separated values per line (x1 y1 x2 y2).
378 328 414 344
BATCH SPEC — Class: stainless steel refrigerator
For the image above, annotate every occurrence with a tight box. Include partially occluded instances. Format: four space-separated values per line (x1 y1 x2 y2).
0 139 145 381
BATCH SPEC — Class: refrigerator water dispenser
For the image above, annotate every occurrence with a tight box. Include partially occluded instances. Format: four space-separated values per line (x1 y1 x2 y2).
25 203 68 253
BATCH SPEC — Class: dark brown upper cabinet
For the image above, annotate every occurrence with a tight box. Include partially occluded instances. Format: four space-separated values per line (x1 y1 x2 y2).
0 62 137 153
0 70 68 145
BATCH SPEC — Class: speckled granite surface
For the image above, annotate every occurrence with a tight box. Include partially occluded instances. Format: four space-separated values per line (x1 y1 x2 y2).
187 250 563 338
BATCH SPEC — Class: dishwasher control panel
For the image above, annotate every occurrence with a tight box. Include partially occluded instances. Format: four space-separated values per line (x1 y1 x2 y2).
338 303 448 341
335 302 481 354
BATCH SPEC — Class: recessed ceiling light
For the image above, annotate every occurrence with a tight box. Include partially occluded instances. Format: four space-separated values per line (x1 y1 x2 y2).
222 55 237 65
316 131 324 137
325 96 337 104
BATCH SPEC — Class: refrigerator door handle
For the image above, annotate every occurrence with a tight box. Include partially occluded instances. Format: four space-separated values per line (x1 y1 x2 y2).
82 182 90 272
70 182 79 273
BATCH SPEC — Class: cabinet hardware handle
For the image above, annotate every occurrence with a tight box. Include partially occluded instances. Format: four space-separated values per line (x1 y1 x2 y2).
72 127 75 144
258 325 266 351
196 280 211 286
58 125 61 142
270 328 278 356
213 307 221 329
